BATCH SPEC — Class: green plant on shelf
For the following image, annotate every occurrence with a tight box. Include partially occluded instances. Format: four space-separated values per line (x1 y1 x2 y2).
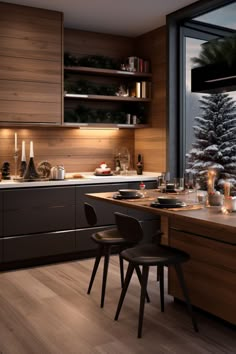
64 79 118 96
64 52 120 69
64 105 128 124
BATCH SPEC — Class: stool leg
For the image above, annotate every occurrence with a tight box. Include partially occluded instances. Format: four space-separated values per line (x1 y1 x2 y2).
87 245 103 295
159 266 164 312
119 253 124 288
115 262 134 321
174 263 199 332
101 245 111 308
138 265 149 338
157 266 160 282
135 265 150 303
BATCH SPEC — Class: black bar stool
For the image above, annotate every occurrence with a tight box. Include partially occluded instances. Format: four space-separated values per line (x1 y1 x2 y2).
84 203 147 308
114 212 198 338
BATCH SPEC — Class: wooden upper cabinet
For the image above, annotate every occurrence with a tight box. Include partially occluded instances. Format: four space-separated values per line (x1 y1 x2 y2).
0 2 63 125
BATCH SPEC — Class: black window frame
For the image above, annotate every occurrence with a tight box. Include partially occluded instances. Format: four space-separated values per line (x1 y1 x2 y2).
167 0 235 177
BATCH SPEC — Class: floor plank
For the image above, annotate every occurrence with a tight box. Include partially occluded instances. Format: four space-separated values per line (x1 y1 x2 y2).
0 257 235 354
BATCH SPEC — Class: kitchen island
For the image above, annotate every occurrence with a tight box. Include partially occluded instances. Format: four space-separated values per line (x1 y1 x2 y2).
86 190 236 326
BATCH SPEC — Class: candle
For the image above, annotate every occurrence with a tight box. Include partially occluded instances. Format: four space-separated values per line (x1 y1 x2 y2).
29 141 34 158
21 141 26 161
224 181 230 197
14 132 17 152
207 169 216 194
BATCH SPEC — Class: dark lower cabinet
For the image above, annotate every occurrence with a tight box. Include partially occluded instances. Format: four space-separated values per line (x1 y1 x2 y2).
3 186 75 236
3 230 76 262
1 180 158 268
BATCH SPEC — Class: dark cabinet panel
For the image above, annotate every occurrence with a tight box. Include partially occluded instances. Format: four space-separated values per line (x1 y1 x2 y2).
0 191 3 237
3 230 76 262
3 187 75 236
76 183 128 228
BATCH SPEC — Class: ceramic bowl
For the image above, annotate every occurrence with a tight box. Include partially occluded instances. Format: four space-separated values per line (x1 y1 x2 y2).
157 196 180 205
118 189 138 197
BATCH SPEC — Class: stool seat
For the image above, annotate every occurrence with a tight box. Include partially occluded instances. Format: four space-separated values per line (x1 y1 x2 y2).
121 243 190 266
92 228 127 244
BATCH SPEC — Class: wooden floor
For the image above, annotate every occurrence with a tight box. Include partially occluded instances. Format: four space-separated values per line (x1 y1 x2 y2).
0 257 235 354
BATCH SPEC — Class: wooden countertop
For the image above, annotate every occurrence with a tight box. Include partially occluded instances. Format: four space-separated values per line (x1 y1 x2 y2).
86 190 236 245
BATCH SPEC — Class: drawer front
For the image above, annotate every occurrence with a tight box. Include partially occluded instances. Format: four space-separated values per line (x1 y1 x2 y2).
170 215 235 245
76 225 113 252
76 183 128 228
170 229 236 272
3 230 76 262
3 187 75 236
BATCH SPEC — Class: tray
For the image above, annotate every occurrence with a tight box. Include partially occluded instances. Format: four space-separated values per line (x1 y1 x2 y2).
94 173 113 176
113 192 144 200
150 202 186 208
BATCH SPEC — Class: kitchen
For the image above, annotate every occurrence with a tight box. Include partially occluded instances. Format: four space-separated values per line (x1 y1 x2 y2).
0 0 236 353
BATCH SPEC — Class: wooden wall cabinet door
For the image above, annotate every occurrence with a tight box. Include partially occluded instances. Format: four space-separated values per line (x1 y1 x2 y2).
0 2 63 125
3 187 76 236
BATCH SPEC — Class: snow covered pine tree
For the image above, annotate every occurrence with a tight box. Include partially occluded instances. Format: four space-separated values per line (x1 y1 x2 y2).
186 93 236 193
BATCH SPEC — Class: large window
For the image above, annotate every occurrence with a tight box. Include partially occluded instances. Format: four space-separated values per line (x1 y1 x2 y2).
167 0 236 177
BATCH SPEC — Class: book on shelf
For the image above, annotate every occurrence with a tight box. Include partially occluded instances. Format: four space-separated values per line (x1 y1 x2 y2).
127 56 150 73
141 81 152 98
135 82 141 98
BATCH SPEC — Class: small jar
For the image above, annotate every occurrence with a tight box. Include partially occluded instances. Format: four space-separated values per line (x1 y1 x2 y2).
208 193 224 206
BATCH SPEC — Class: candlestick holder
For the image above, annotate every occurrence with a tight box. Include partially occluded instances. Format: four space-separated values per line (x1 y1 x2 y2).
13 149 19 178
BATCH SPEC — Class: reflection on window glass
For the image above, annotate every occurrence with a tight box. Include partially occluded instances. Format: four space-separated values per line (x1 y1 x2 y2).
185 37 236 158
194 2 236 30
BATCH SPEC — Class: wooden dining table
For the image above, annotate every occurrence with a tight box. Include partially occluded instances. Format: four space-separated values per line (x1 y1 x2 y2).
86 189 236 326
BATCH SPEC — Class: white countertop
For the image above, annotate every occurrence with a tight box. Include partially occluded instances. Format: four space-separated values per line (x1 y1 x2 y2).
0 172 159 189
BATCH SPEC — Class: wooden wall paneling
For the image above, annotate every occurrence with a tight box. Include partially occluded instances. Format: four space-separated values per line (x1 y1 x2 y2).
135 26 167 173
0 2 63 125
0 128 134 173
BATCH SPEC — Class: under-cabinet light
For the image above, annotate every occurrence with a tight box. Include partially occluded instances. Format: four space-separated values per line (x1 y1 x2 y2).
79 126 119 131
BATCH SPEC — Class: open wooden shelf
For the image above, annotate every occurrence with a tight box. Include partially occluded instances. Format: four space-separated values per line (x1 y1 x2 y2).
64 66 152 78
64 93 151 102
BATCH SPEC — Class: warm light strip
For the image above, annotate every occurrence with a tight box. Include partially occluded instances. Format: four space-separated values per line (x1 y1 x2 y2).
79 126 119 131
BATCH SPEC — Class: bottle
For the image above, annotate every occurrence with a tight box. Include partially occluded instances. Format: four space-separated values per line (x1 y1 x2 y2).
23 141 39 180
136 154 143 175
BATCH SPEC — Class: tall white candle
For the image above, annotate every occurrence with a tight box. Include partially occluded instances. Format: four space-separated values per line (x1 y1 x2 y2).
21 141 26 161
29 141 34 158
14 132 17 152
